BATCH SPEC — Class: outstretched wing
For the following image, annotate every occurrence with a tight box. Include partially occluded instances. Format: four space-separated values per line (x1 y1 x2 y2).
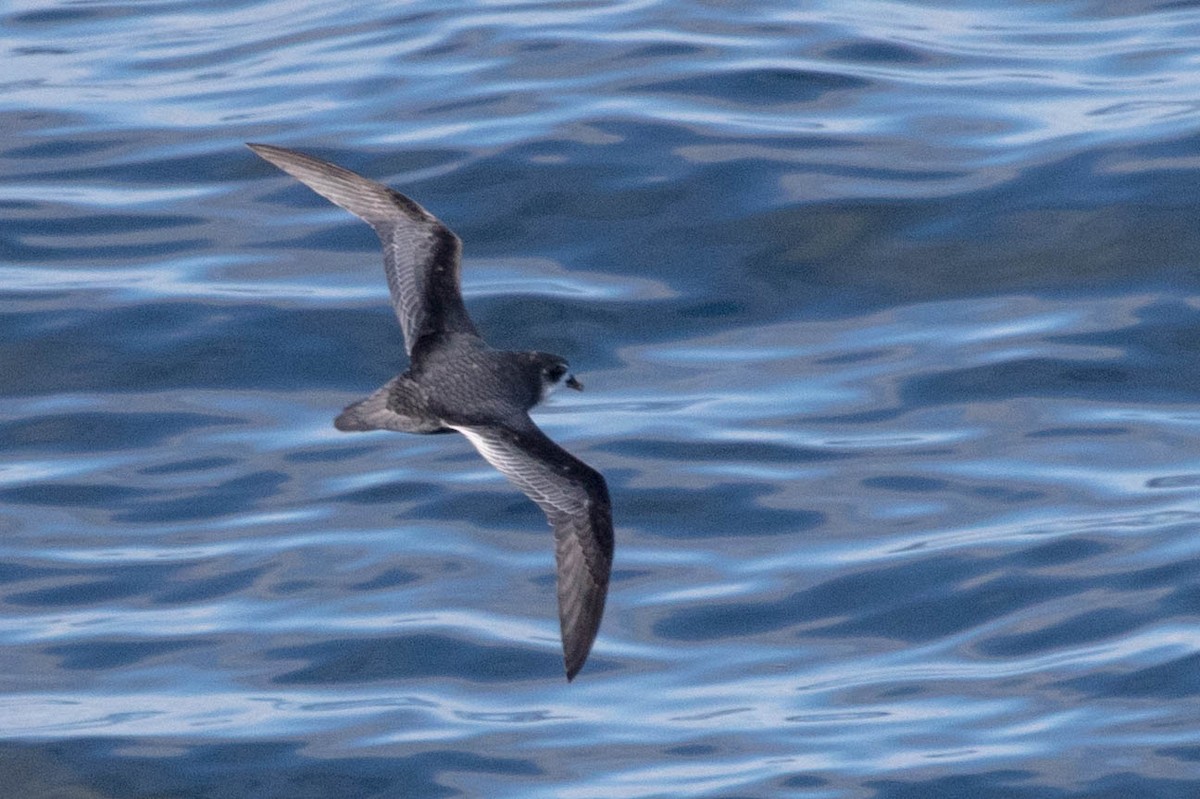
451 418 613 681
247 143 479 354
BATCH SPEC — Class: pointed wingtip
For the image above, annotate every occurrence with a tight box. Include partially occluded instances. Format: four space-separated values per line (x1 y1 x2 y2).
246 142 295 171
246 142 299 168
560 625 595 682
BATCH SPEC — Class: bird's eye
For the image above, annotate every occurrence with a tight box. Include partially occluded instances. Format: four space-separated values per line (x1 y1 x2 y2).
546 364 566 381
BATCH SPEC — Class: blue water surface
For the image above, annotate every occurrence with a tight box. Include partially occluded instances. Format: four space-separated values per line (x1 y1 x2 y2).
4 0 1200 796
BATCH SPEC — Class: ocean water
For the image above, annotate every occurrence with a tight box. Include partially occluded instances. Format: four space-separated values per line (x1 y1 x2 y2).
4 0 1200 796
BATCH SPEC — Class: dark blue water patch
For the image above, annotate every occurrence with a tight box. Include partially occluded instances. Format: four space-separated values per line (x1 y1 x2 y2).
24 145 278 187
805 406 908 425
331 479 442 506
0 304 385 396
511 173 694 225
864 770 1055 799
154 565 267 604
866 771 1200 799
12 211 204 239
816 347 896 366
4 562 184 607
599 437 849 464
624 41 708 60
862 475 947 493
274 578 320 595
9 5 139 26
437 128 762 245
605 135 1200 319
621 484 823 539
5 137 113 159
268 633 561 683
469 295 621 360
1055 297 1200 367
0 481 155 508
1006 538 1113 568
976 607 1150 657
0 560 56 586
136 31 346 76
1055 651 1200 700
284 445 381 464
663 743 720 757
0 738 540 799
824 39 928 65
676 299 745 320
349 566 420 591
508 37 571 55
0 203 207 260
900 355 1184 408
1146 473 1200 488
0 231 207 262
899 149 1200 277
632 67 870 107
139 456 239 475
0 199 40 213
1026 426 1129 438
638 201 925 320
655 550 1093 642
1162 578 1200 619
978 485 1049 504
454 709 561 724
0 411 240 453
780 773 831 790
112 470 289 523
1109 554 1200 592
1158 745 1200 763
1104 555 1200 622
10 44 72 56
864 474 1045 504
812 573 1082 644
414 488 546 532
424 92 538 117
44 638 208 670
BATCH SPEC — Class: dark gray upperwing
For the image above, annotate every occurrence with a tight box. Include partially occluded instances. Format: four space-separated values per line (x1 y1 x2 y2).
450 418 613 681
247 144 479 355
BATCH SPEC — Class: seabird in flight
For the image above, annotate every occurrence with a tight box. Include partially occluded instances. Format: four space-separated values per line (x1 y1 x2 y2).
248 143 613 680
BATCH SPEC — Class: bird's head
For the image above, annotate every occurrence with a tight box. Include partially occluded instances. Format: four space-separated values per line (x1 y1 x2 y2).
532 353 583 399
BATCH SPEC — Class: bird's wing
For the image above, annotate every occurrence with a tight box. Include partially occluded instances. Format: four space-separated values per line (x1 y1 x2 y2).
450 418 613 681
248 143 479 355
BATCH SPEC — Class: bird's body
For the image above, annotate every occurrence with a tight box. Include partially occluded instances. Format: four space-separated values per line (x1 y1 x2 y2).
248 143 612 680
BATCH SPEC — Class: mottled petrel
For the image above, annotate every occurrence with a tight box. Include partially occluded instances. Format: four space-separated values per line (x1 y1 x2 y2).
248 144 613 681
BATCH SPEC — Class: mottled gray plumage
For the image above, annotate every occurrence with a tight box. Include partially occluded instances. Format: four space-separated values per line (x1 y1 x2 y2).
248 143 613 680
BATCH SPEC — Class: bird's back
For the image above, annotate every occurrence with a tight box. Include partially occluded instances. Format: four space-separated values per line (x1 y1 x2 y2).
412 335 542 426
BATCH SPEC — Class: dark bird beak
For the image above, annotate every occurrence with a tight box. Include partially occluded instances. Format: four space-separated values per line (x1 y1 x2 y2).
565 375 583 391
